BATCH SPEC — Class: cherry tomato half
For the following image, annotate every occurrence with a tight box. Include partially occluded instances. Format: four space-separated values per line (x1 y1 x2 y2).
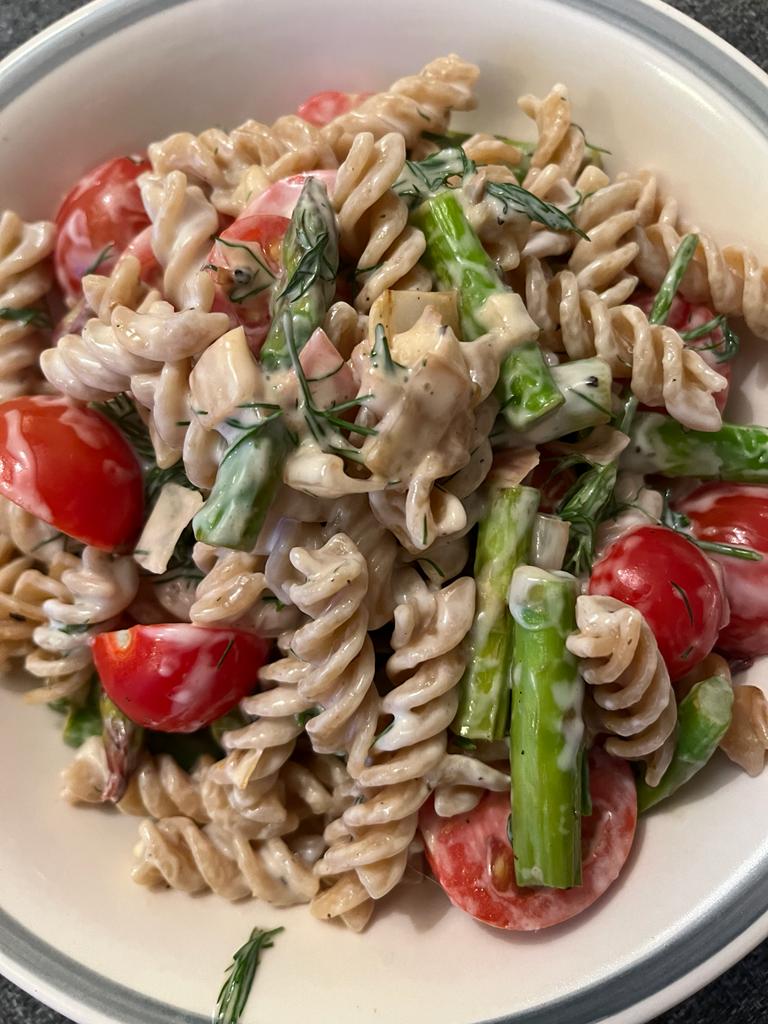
419 748 637 931
589 525 725 680
93 624 268 732
296 90 371 127
0 396 143 550
677 483 768 658
54 155 151 299
206 213 290 353
241 170 338 220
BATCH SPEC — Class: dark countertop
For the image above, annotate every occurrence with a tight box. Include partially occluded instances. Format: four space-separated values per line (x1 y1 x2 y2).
0 1 766 1022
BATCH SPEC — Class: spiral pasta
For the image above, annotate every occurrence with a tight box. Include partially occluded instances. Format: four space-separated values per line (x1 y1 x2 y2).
631 182 768 339
311 570 475 925
519 83 586 187
24 546 139 704
149 115 336 217
139 170 218 311
61 735 211 820
322 55 479 159
0 210 55 398
566 594 677 785
520 257 727 431
333 132 429 312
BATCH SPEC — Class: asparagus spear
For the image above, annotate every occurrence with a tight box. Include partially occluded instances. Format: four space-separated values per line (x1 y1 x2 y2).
195 178 339 550
519 357 613 443
193 414 292 551
509 566 583 888
100 693 145 803
61 677 103 748
496 341 564 431
637 674 733 812
412 189 503 341
624 412 768 483
413 189 570 426
453 485 540 740
260 177 339 371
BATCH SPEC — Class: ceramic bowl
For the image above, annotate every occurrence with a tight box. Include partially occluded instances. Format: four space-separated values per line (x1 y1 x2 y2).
1 1 767 1022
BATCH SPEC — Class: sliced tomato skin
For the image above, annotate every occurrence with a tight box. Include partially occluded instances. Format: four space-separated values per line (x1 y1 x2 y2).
54 156 151 298
677 483 768 657
206 212 290 353
419 749 637 931
297 90 371 127
0 396 144 550
241 170 337 220
92 623 268 732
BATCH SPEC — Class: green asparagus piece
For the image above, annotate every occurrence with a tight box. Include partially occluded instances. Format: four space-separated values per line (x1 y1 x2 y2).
146 729 223 772
520 357 613 443
100 693 145 803
260 176 339 371
195 177 338 550
496 341 564 430
61 678 102 748
637 675 733 812
624 412 768 482
509 566 583 888
453 485 540 740
193 415 292 551
412 189 503 341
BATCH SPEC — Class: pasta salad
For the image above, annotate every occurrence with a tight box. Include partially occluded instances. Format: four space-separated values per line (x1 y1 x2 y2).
2 56 768 1005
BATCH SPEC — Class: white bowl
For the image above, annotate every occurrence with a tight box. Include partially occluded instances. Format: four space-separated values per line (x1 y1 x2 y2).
1 2 768 1023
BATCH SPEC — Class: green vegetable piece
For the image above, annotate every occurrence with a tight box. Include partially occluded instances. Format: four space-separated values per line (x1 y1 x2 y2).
209 707 249 748
453 485 540 740
648 233 699 326
62 679 102 748
624 413 768 483
413 189 503 340
509 566 583 889
100 693 144 803
496 341 564 431
215 926 284 1024
193 415 292 551
520 357 613 444
145 729 223 772
260 176 339 371
195 176 340 553
637 675 733 812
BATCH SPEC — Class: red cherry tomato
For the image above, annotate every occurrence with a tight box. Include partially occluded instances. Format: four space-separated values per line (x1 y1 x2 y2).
0 396 143 550
241 170 337 220
632 290 731 412
676 483 768 658
54 156 151 299
93 624 268 732
419 748 636 931
296 90 371 127
588 525 725 680
123 224 161 286
206 213 290 353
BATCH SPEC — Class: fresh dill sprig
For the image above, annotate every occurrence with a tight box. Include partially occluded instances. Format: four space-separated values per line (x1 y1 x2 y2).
283 312 374 461
393 145 587 238
0 305 51 329
82 242 116 277
680 315 740 364
214 926 284 1024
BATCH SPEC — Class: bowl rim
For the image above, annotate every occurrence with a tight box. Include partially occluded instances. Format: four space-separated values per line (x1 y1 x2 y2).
1 1 767 1023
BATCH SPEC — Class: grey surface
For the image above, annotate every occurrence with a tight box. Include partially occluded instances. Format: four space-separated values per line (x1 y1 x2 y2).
0 0 766 1022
